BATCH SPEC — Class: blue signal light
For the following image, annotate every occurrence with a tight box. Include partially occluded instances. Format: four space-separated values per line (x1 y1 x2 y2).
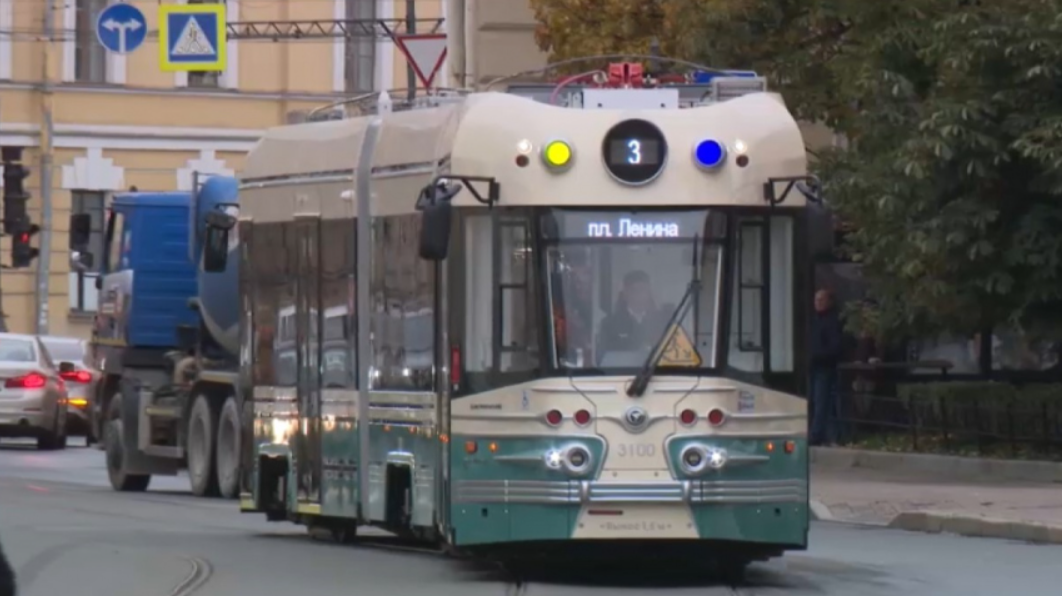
693 139 727 170
691 70 759 84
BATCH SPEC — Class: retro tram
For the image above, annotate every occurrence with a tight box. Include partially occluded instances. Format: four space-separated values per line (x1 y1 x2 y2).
212 61 819 569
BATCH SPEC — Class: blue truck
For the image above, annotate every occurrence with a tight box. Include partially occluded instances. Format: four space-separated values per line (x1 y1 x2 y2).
67 175 244 498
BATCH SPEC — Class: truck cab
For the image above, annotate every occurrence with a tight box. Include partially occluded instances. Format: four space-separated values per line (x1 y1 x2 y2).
68 176 243 498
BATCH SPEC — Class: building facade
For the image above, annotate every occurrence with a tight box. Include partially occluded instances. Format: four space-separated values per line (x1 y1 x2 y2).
0 0 448 338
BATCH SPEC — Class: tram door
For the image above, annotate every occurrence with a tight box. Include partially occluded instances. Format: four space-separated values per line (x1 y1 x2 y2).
295 214 323 504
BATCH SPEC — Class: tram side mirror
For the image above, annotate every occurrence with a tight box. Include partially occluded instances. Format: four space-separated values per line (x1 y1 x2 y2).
417 182 461 261
807 202 837 261
69 213 92 250
202 210 236 273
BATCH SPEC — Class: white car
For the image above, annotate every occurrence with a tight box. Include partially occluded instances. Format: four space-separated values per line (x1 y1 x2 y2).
0 332 69 450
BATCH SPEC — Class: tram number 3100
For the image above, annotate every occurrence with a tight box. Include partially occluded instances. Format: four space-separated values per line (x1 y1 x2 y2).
616 443 657 458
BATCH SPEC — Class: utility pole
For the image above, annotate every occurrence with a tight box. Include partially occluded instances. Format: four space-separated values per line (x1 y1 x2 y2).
36 0 55 334
406 0 416 100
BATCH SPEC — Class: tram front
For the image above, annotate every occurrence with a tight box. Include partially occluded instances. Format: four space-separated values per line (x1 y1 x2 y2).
421 73 814 565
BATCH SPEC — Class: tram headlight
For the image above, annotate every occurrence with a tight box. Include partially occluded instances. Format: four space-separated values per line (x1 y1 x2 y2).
706 446 728 470
562 444 593 476
680 444 709 475
544 443 593 475
544 449 564 469
679 444 728 475
542 139 574 172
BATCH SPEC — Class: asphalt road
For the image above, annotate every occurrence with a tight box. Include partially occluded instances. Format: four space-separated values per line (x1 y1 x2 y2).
0 437 1058 596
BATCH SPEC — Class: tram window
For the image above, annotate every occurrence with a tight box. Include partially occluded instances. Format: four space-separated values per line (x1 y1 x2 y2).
696 244 724 364
727 216 796 373
275 223 299 387
251 222 286 386
499 217 539 372
321 219 356 388
370 215 435 390
296 217 323 400
769 217 795 372
465 216 493 372
464 213 540 378
730 220 765 372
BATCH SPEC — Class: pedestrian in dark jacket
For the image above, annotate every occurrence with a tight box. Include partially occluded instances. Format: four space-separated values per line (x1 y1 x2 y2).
809 289 844 446
0 533 15 596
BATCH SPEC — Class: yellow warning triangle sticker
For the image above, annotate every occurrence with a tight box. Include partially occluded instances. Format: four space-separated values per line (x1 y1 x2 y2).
657 324 702 367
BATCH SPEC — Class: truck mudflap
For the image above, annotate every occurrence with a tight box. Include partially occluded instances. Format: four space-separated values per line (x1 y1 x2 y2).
119 377 181 476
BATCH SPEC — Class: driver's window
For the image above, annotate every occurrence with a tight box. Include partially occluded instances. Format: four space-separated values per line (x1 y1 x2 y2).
104 210 125 273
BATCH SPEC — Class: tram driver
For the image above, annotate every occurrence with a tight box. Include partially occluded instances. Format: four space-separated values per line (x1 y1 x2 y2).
597 270 669 363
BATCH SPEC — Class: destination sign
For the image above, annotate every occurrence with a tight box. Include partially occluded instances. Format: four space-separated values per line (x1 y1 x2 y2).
543 210 709 240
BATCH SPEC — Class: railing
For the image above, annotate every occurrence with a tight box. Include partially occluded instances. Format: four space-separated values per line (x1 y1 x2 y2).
836 361 1062 460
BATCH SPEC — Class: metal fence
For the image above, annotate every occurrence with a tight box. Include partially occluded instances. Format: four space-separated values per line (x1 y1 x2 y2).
835 362 1062 460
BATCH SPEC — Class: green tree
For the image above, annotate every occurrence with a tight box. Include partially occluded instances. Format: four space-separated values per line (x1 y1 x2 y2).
677 0 1062 338
529 0 672 72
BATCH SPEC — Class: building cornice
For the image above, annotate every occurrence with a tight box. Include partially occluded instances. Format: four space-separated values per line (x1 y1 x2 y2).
0 81 350 103
0 122 263 152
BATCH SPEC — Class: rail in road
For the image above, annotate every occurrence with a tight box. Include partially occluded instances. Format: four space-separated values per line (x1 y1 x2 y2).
0 439 1059 596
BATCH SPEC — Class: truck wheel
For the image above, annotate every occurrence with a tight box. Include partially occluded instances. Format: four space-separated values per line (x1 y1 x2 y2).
187 394 220 497
215 395 241 499
105 394 151 492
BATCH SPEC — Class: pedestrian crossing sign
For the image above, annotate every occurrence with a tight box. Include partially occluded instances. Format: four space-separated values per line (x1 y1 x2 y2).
159 4 227 72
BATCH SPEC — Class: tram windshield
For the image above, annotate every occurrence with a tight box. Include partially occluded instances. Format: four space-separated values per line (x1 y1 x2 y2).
542 209 725 372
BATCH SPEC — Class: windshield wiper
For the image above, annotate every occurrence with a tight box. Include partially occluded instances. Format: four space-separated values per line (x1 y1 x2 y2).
626 280 701 397
627 234 703 398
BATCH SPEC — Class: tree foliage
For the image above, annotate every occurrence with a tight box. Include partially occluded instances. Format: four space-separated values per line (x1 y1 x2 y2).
533 0 1062 339
821 1 1062 338
529 0 673 71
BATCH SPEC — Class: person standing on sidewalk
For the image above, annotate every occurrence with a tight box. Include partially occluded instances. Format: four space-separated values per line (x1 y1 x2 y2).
0 533 15 596
810 288 844 446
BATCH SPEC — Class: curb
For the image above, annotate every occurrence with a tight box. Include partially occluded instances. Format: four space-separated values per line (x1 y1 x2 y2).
809 499 834 522
810 446 1062 484
887 511 1062 545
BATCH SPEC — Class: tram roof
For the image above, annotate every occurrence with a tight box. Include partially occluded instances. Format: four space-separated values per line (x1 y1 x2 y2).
239 90 809 218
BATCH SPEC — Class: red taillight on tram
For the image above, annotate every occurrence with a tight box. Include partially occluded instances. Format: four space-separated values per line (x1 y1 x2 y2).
707 408 726 426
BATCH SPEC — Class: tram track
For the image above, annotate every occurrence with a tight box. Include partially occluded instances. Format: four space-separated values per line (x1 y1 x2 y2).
169 556 215 596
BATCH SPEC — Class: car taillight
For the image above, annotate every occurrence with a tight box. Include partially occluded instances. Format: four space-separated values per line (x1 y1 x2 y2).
60 370 92 383
4 372 47 389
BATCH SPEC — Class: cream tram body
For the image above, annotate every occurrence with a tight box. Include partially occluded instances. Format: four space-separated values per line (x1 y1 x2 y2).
235 86 812 564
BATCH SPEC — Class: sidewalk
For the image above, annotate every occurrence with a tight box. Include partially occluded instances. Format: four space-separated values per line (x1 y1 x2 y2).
810 457 1062 544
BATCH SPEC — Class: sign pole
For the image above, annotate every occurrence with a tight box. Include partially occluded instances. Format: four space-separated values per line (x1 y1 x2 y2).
406 0 416 100
36 0 56 334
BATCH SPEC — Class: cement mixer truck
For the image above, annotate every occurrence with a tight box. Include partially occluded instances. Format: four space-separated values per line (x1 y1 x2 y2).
67 175 245 498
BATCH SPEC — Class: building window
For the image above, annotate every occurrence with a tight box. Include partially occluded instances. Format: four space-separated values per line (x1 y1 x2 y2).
75 0 108 83
189 71 220 88
345 0 376 93
187 0 221 88
69 191 106 312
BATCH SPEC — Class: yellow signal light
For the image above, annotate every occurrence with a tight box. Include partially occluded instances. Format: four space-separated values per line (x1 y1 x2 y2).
542 140 574 171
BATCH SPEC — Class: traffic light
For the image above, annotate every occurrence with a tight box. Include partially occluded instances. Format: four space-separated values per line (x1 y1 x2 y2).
2 147 31 234
11 223 40 268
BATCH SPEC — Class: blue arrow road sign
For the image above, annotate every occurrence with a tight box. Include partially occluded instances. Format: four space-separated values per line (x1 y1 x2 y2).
96 3 147 54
